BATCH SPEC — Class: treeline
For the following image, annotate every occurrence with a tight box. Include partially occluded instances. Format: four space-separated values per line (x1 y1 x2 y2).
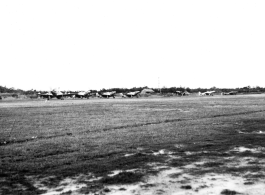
0 86 37 95
1 85 265 95
157 86 265 94
0 86 23 94
83 86 265 94
100 86 151 93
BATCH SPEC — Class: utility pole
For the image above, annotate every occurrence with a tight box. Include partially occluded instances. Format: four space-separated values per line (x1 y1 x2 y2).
158 77 161 94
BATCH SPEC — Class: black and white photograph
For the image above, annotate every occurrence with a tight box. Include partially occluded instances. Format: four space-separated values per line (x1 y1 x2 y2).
1 1 265 194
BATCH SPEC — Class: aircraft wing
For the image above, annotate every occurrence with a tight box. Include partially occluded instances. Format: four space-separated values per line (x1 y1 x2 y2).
61 93 74 97
127 91 140 95
39 92 53 97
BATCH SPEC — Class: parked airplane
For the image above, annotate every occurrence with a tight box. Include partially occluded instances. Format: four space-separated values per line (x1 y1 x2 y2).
38 91 53 100
73 91 91 99
99 91 116 98
175 91 190 96
199 91 215 96
52 90 74 99
39 90 72 100
124 91 141 98
176 91 183 96
222 91 238 95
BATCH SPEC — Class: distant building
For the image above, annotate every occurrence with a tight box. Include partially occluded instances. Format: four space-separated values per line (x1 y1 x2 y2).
140 88 154 94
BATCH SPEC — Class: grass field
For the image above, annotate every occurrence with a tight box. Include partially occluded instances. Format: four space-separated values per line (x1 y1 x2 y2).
1 95 265 194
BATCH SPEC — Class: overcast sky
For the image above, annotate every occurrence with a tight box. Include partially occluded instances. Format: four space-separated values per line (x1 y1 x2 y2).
1 1 264 91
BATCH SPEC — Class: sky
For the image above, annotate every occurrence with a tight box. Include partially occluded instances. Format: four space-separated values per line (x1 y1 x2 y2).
1 1 265 91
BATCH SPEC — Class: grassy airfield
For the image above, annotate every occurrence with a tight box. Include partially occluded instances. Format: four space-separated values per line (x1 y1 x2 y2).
1 94 265 194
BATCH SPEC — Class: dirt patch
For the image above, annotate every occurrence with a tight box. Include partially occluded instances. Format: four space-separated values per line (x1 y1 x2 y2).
100 172 144 185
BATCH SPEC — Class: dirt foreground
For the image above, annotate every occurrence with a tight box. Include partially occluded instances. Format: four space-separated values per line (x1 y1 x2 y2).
1 95 265 194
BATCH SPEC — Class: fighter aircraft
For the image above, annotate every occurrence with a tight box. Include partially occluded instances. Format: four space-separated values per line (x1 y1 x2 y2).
39 90 72 100
222 91 238 95
38 91 53 100
99 91 116 98
51 90 75 99
73 91 92 99
175 91 190 96
199 91 215 96
175 91 183 96
123 91 141 98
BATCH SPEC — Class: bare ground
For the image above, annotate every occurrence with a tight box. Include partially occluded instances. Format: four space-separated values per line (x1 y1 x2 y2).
1 94 265 194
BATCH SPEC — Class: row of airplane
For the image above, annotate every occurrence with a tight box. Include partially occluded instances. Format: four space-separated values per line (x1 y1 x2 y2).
95 91 141 98
39 90 142 100
199 90 238 96
39 90 91 100
38 89 237 100
175 90 216 96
